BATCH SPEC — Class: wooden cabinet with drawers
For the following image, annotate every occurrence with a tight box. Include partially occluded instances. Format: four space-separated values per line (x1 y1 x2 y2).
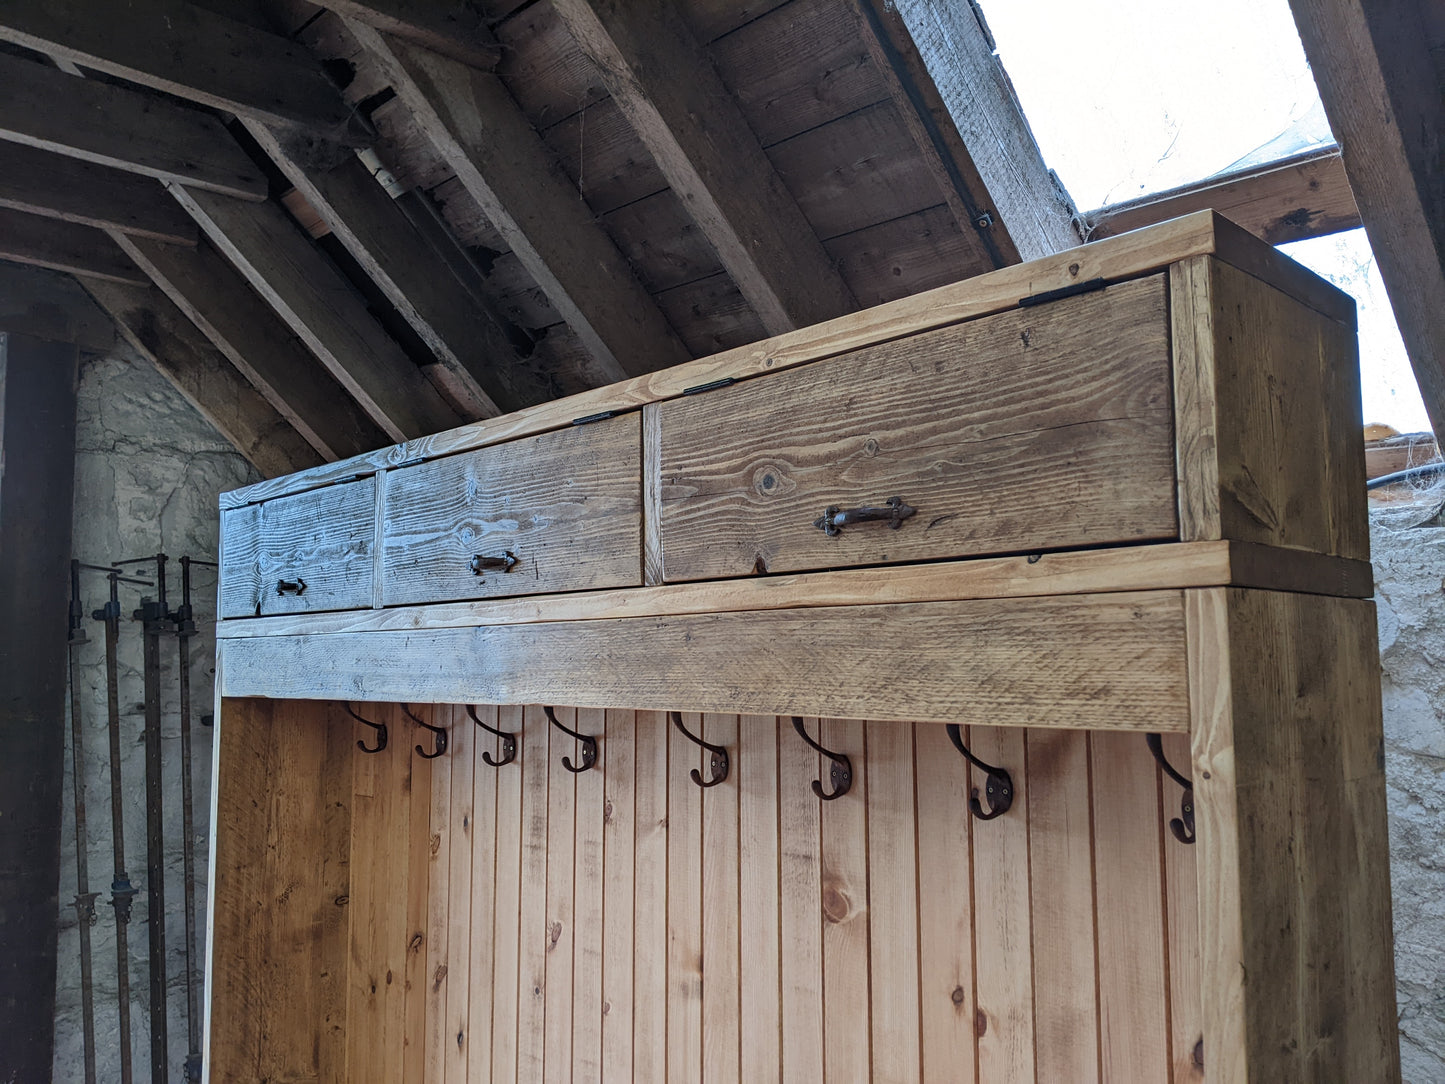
207 213 1399 1083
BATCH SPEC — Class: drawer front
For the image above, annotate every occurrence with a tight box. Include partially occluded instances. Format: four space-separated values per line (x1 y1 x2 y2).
381 412 642 606
219 476 376 618
657 276 1176 582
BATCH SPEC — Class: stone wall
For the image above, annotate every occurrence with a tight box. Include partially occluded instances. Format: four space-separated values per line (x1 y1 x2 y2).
1373 496 1445 1083
52 350 258 1082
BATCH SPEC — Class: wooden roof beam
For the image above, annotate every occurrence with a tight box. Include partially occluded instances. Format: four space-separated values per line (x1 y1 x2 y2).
111 232 391 462
0 262 121 353
1288 0 1445 438
1086 148 1359 245
0 208 148 285
243 122 553 416
886 0 1081 261
550 0 858 335
0 51 267 200
77 277 324 478
169 185 461 441
0 141 197 245
0 0 370 144
306 0 502 71
345 22 691 382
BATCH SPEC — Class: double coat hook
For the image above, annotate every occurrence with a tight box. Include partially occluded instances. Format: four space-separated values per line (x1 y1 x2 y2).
670 712 729 787
945 724 1013 820
1146 734 1195 844
544 705 597 772
402 704 447 759
468 705 517 767
791 717 852 800
346 702 387 754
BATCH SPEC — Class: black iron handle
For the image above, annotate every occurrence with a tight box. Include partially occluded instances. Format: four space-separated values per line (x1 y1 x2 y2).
470 551 519 576
814 496 917 537
276 578 307 596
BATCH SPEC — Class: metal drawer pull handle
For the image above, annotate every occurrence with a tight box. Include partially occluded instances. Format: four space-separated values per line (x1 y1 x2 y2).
470 551 519 576
276 578 307 596
814 496 916 536
1146 734 1196 845
945 724 1013 820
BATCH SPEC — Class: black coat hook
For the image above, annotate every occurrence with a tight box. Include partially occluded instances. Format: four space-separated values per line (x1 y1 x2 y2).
1146 734 1195 845
791 717 852 800
345 702 387 754
544 705 597 773
467 705 517 767
945 724 1013 820
670 711 729 788
402 704 447 759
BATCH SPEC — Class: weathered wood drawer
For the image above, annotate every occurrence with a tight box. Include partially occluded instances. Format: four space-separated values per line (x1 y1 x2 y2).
380 411 642 606
219 476 375 618
655 276 1176 582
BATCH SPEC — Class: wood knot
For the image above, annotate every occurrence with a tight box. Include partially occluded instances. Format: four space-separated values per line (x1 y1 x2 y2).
547 920 563 948
604 799 614 823
409 932 424 954
951 985 966 1006
821 883 851 924
430 832 442 856
432 963 448 991
974 1009 988 1037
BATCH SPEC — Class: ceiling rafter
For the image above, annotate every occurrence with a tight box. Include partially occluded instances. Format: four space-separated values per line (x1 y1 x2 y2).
886 0 1080 260
0 50 267 200
111 231 390 461
344 19 692 382
0 0 370 144
169 184 462 441
77 276 324 478
304 0 503 71
0 207 148 285
243 121 553 416
1287 0 1445 438
0 141 198 245
550 0 858 335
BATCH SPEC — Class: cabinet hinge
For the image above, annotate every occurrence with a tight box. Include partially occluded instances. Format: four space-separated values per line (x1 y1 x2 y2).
572 410 618 426
682 377 737 396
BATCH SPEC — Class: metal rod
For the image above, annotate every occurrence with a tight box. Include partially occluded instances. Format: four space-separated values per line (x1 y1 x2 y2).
176 557 204 1081
68 561 98 1084
94 570 136 1084
126 553 170 1084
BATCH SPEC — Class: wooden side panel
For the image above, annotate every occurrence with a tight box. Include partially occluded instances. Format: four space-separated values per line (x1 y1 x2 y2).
219 592 1193 734
211 708 1206 1083
381 412 642 607
1172 256 1369 560
1189 589 1400 1082
219 476 376 618
659 276 1176 582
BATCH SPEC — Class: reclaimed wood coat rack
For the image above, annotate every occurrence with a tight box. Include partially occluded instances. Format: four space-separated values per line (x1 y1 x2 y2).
206 213 1400 1083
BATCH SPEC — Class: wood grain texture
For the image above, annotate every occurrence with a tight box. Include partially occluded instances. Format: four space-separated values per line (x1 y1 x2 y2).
1088 147 1359 245
1173 256 1369 560
822 718 871 1083
0 141 195 243
220 593 1192 731
1025 728 1099 1083
551 0 858 336
78 278 322 479
114 232 388 462
541 709 576 1083
0 0 365 141
779 719 825 1082
488 705 524 1084
599 710 635 1081
170 185 461 442
737 714 782 1083
219 476 375 619
0 207 147 284
0 51 265 199
632 712 669 1082
700 713 741 1083
381 412 641 606
1287 0 1445 437
514 704 550 1081
1188 588 1400 1082
666 713 705 1082
658 276 1175 581
643 403 665 587
311 0 502 69
217 210 1265 510
572 707 606 1079
350 23 689 383
1161 730 1205 1083
216 540 1374 639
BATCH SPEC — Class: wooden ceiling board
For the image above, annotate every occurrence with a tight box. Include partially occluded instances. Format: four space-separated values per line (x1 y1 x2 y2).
826 203 980 308
541 98 669 215
494 1 608 128
654 271 769 358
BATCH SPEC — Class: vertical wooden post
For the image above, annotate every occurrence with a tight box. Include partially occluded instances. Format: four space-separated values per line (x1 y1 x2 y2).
0 331 79 1080
1188 588 1400 1082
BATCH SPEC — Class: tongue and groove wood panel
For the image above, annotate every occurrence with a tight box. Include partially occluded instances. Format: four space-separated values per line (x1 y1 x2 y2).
380 411 642 607
209 699 1201 1082
654 275 1176 583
